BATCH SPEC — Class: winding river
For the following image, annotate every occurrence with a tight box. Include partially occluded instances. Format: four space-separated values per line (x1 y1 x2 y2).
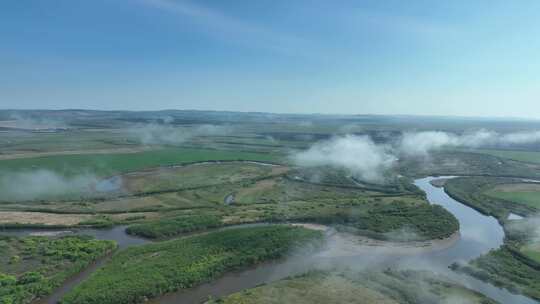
1 176 538 304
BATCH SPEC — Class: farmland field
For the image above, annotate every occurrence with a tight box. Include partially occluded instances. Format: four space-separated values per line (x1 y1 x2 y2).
0 147 281 178
485 183 540 209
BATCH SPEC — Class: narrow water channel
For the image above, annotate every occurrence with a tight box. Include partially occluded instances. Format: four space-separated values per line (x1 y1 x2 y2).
2 176 538 304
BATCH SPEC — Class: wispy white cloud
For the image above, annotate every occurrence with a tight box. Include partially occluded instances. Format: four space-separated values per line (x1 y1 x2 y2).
344 9 458 41
140 0 311 56
399 129 540 157
291 135 396 182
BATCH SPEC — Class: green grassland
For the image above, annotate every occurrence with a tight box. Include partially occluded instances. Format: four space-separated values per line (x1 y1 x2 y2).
486 191 540 209
444 177 539 219
0 147 281 178
0 161 458 242
61 225 323 304
0 129 135 155
107 165 457 242
0 235 116 304
120 162 287 195
0 150 283 204
209 269 498 304
474 149 540 165
520 243 540 264
485 184 540 210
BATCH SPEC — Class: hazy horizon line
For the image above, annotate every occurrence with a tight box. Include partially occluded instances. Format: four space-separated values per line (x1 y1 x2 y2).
1 107 540 122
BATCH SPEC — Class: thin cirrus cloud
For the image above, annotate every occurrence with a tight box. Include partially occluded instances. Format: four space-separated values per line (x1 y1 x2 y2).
139 0 313 57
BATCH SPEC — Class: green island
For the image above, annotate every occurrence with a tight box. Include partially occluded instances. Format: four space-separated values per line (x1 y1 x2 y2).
60 225 323 304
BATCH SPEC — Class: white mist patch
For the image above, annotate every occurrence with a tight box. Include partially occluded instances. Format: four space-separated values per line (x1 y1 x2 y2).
0 170 98 201
4 113 68 130
500 131 540 145
399 129 540 157
399 131 459 157
131 124 231 145
506 216 540 243
291 135 396 182
383 227 422 242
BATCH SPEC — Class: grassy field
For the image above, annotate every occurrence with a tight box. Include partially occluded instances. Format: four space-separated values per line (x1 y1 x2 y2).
209 270 497 304
61 225 323 304
520 243 540 264
485 183 540 209
444 177 539 220
0 147 281 177
0 149 284 203
475 149 540 165
120 162 288 195
0 162 459 242
0 235 116 304
0 130 135 155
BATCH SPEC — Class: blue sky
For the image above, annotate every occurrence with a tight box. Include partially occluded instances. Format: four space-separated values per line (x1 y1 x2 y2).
1 0 540 117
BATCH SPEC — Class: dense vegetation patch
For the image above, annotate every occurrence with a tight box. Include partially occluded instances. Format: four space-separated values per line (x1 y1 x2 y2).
0 235 116 304
126 199 458 242
283 202 459 241
125 215 222 239
61 225 323 304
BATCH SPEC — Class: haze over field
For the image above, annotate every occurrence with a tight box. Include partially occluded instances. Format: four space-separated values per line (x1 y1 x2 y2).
292 129 540 181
